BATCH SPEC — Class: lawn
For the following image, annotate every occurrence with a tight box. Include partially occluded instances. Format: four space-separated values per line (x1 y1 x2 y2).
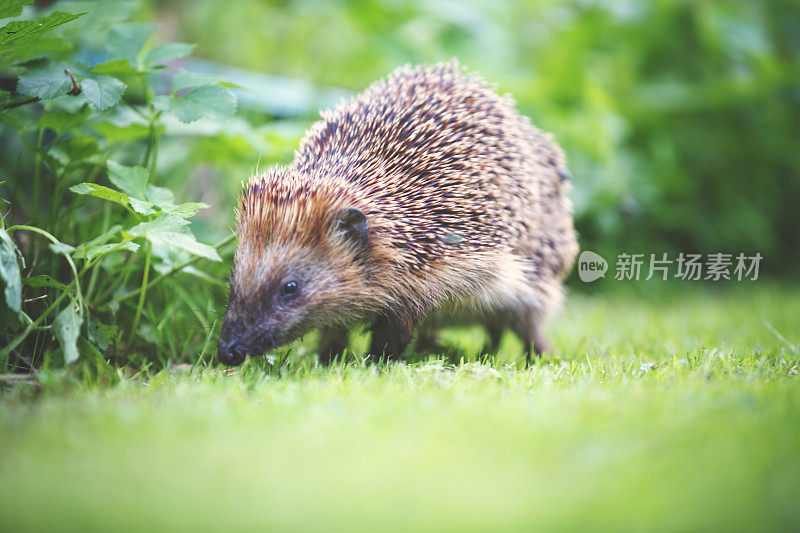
1 284 798 532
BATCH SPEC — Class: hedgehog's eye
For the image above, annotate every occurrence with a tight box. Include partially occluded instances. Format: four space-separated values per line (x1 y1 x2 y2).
279 280 300 300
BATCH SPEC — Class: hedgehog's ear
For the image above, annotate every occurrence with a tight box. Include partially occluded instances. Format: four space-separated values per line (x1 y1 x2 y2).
330 207 369 247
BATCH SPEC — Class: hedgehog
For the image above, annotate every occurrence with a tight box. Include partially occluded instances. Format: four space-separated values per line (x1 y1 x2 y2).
217 62 578 367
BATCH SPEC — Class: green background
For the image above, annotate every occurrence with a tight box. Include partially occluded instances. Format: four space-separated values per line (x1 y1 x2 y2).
154 0 800 275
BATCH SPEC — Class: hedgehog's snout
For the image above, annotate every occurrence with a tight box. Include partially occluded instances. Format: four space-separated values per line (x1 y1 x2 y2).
217 337 246 366
218 316 249 366
218 313 281 366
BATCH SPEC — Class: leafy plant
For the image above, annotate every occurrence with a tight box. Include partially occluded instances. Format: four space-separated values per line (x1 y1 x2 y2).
0 0 239 371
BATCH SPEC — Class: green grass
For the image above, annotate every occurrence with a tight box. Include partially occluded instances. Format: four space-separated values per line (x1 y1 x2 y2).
1 284 799 532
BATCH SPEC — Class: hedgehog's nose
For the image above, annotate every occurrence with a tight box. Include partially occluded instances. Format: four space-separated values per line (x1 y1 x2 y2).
217 339 246 366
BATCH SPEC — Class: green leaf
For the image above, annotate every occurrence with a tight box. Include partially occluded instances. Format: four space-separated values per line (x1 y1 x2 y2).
145 42 194 67
90 58 138 77
129 198 156 215
75 165 202 217
0 11 85 46
36 106 90 134
152 232 221 261
92 121 150 144
171 70 224 94
0 35 72 64
105 22 157 67
49 242 75 255
0 228 22 316
70 183 130 207
53 302 82 364
105 162 174 214
167 202 209 218
129 214 221 261
87 316 118 351
81 75 125 110
17 63 72 99
71 182 155 214
22 274 70 292
0 0 32 19
62 135 99 160
150 94 170 113
77 241 139 261
72 225 139 261
106 160 148 198
145 184 175 209
128 213 187 237
170 85 236 123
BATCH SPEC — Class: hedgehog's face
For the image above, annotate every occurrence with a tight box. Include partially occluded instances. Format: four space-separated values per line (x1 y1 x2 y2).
217 206 370 366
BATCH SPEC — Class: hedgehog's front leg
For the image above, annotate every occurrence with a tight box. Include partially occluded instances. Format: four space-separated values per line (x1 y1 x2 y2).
369 314 417 361
317 326 350 365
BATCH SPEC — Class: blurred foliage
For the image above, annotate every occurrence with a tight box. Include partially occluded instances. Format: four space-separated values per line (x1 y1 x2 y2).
159 0 800 273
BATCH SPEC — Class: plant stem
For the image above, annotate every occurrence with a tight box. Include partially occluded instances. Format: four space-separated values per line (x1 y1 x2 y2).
85 203 111 302
140 73 158 175
48 163 67 230
32 128 44 225
129 240 152 343
142 118 154 168
148 116 160 180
